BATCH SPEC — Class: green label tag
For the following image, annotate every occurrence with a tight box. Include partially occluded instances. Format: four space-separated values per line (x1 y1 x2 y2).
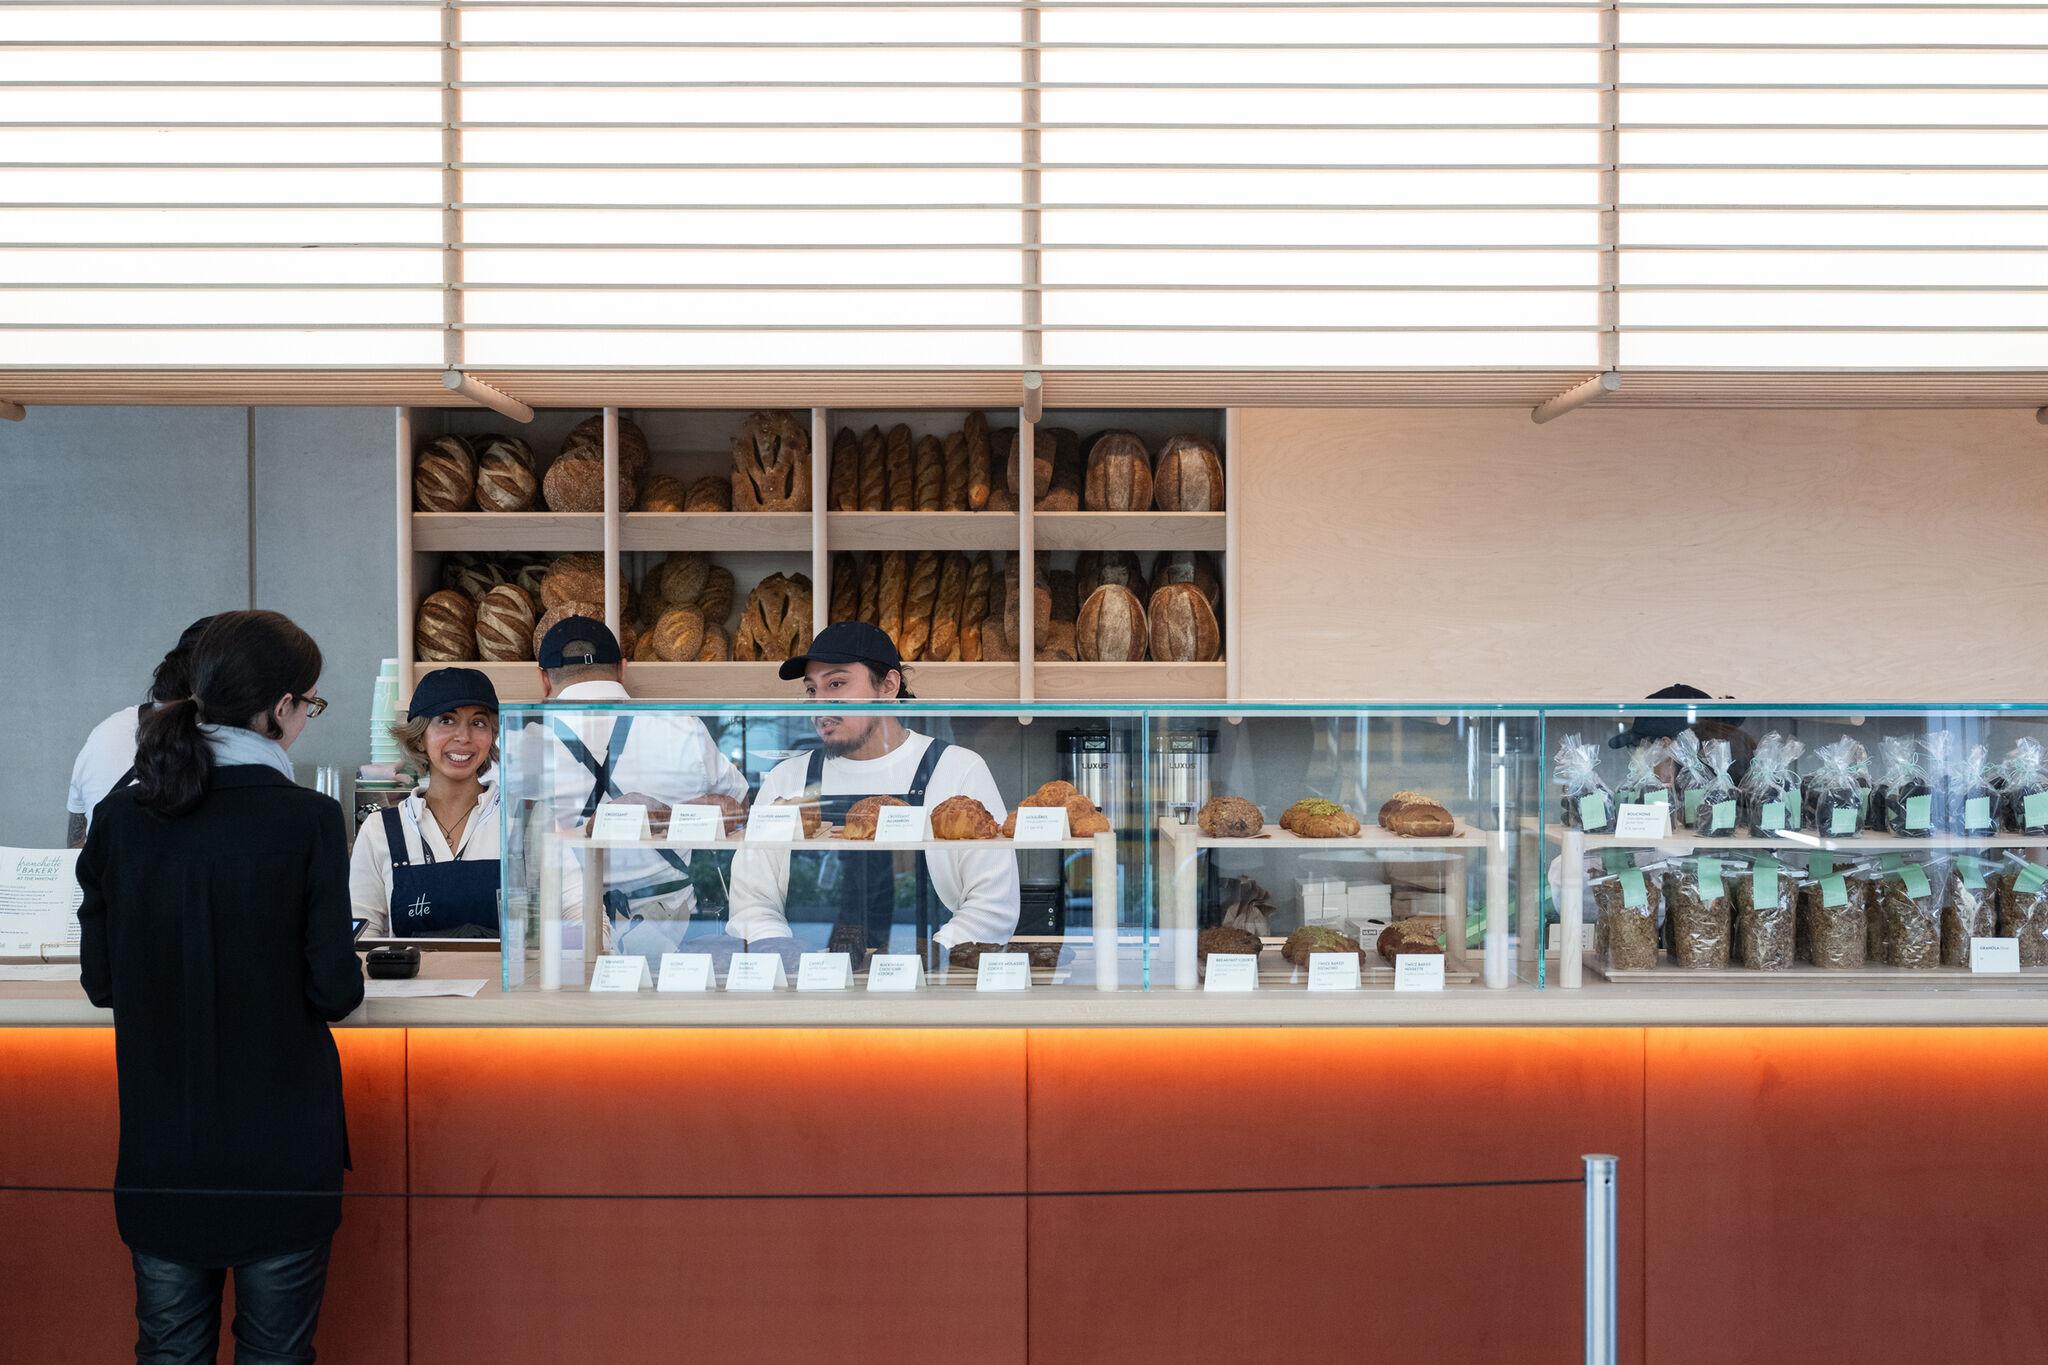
1711 800 1736 832
1580 793 1608 829
1620 868 1647 911
1904 794 1932 831
1697 857 1724 900
2026 791 2048 827
1821 874 1848 908
2017 863 2048 896
1965 796 1992 830
1602 848 1629 876
1811 851 1835 880
1830 807 1857 835
1881 853 1904 872
1683 789 1703 823
1761 801 1786 831
1958 855 1990 890
1647 789 1670 806
1755 856 1780 907
1898 864 1931 899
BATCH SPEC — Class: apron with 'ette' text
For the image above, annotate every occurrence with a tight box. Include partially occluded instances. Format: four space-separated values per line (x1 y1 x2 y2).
382 804 501 937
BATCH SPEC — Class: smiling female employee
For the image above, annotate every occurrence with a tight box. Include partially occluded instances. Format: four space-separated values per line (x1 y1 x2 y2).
349 667 502 937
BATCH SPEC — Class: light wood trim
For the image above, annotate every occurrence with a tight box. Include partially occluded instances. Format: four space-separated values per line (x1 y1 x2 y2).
827 511 1019 552
1033 511 1225 553
413 660 545 701
441 371 533 424
601 406 621 639
395 406 416 682
1017 408 1036 702
414 512 604 551
619 512 810 553
811 406 830 638
1223 407 1241 701
1034 662 1226 700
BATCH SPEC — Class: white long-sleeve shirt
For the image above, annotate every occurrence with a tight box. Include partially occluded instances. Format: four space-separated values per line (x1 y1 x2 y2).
348 779 501 936
726 730 1019 948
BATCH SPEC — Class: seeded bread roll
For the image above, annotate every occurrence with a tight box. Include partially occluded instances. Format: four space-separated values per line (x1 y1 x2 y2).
1153 434 1224 512
698 565 735 628
540 552 605 612
684 476 731 512
657 552 710 610
885 424 915 511
559 413 650 486
1083 430 1153 512
858 425 887 511
1279 798 1362 839
414 436 476 512
1076 550 1148 607
416 589 478 663
634 474 687 513
1148 582 1221 663
1076 584 1148 662
653 605 706 662
857 553 882 626
930 551 968 661
829 551 860 623
1152 549 1222 613
634 629 660 662
1198 795 1264 838
476 584 537 662
474 438 538 512
963 411 992 510
877 550 908 650
731 408 812 511
913 435 944 512
830 426 860 512
530 600 604 658
959 554 991 662
697 623 733 661
941 431 970 512
900 549 941 661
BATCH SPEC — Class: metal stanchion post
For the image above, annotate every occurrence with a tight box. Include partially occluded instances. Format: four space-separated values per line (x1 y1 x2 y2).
1583 1153 1618 1365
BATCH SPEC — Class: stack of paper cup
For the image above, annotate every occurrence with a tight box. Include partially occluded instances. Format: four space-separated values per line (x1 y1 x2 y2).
369 658 404 767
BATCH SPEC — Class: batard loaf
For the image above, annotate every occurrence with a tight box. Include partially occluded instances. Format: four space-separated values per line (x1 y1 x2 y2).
1152 434 1224 512
941 432 970 512
416 589 477 663
1147 581 1221 662
730 409 811 511
475 584 537 662
1076 584 1148 662
1082 430 1153 512
414 436 475 512
474 438 537 512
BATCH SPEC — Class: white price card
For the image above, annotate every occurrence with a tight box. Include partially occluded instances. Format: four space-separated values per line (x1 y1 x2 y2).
589 955 650 991
657 952 715 992
590 804 649 840
867 954 927 991
1971 938 2021 974
744 807 802 843
873 805 928 844
725 953 789 991
1393 954 1446 992
1613 803 1672 840
975 954 1033 991
797 952 853 991
1010 806 1070 842
1203 954 1259 991
668 805 726 842
1305 952 1362 992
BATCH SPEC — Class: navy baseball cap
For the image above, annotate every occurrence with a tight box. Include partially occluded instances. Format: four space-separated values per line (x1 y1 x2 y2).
778 620 902 680
537 615 622 670
409 666 500 719
1609 684 1715 748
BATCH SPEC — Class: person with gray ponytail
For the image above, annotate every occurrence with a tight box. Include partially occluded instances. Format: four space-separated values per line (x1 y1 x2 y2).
76 609 364 1365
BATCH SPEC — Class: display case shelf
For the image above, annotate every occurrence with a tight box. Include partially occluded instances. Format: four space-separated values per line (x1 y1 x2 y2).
1577 830 2048 853
1033 511 1227 552
1164 821 1488 851
413 512 602 552
1587 958 2048 987
825 511 1018 552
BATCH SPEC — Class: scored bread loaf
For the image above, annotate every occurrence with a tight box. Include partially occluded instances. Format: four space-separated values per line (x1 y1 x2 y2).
1083 430 1153 512
929 552 968 661
442 554 507 604
830 427 860 512
876 549 908 650
540 552 605 612
885 425 914 511
1076 549 1147 607
475 584 537 662
1076 584 1148 662
730 409 812 511
857 553 882 626
857 425 886 512
541 457 623 514
653 605 706 662
559 413 650 485
474 438 537 512
964 412 991 511
530 600 603 658
733 572 813 661
417 589 478 663
414 436 475 512
941 432 970 512
697 564 735 628
475 432 534 471
1040 428 1083 511
985 482 1015 512
697 623 733 661
900 549 940 661
913 435 944 512
1153 434 1224 512
1152 548 1222 612
512 557 549 602
634 474 687 513
684 476 731 512
829 551 860 623
959 554 991 662
1148 582 1221 663
633 630 659 662
657 552 710 610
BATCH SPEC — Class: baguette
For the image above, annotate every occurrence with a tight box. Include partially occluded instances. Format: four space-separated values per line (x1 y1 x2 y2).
858 425 887 512
857 553 882 626
829 550 860 623
964 411 991 511
913 434 944 513
877 549 908 650
930 551 968 661
959 553 990 661
885 425 914 511
941 431 970 512
900 549 941 660
829 426 860 512
985 557 1020 661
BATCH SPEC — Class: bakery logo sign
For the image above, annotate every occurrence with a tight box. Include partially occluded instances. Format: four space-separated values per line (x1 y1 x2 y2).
406 894 434 920
10 855 67 882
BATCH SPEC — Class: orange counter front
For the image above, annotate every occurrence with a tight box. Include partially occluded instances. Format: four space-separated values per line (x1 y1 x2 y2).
7 1023 2048 1364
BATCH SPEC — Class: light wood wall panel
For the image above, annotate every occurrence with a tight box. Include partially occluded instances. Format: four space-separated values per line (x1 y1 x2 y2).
1236 408 2048 701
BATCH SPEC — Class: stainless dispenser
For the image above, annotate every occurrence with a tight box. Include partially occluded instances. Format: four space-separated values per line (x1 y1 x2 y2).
1149 727 1215 824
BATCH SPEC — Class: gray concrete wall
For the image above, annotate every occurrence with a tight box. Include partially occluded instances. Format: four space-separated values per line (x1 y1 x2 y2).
0 406 394 845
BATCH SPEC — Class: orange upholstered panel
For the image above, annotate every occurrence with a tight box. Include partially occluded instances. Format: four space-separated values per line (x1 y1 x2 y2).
403 1028 1028 1365
1022 1027 1649 1365
1644 1027 2048 1364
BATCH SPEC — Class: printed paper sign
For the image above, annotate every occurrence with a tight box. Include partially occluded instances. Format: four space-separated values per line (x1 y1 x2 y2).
1011 806 1071 842
657 953 715 992
589 955 649 991
668 805 726 842
0 848 83 956
1613 804 1671 840
1203 954 1258 991
1393 955 1447 991
590 805 650 841
1305 953 1361 991
873 806 927 844
797 952 853 991
1971 938 2021 974
975 954 1032 991
867 954 927 991
744 807 802 843
725 953 789 990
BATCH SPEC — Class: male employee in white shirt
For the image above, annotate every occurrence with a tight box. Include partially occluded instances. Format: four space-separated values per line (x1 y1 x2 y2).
65 615 215 847
727 622 1020 959
525 615 749 955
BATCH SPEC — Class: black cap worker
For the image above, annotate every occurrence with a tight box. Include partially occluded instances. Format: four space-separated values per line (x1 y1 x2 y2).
65 614 217 847
530 616 749 957
348 667 502 937
726 622 1020 959
1610 683 1756 783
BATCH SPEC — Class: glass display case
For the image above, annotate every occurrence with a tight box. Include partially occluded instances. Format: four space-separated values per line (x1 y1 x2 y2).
493 700 1542 994
1541 702 2048 987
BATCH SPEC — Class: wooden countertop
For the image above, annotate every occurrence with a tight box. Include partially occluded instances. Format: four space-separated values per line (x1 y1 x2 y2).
9 953 2048 1027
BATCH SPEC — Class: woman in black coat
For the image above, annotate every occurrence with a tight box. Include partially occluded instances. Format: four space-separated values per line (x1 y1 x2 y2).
77 609 364 1365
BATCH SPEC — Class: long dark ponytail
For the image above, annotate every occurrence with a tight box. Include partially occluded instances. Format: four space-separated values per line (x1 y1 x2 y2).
132 610 322 818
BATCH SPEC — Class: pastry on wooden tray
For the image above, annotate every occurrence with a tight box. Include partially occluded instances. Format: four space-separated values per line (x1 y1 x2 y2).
1197 795 1265 839
842 794 909 841
1377 791 1456 837
1279 798 1362 839
1281 924 1364 966
930 794 999 840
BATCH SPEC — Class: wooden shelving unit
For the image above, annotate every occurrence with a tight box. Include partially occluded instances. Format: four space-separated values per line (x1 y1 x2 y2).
620 512 812 553
1034 511 1226 552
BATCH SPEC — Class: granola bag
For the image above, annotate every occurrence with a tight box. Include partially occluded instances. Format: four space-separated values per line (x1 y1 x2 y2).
1865 857 1942 969
1668 729 1714 830
1943 854 2001 967
1588 857 1663 971
1875 735 1934 837
1554 733 1616 835
1730 855 1796 970
1664 855 1733 969
1801 851 1866 970
1943 743 2000 838
2003 738 2048 836
1613 738 1675 815
1805 737 1869 840
1998 856 2048 967
1739 732 1806 838
1690 739 1741 839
